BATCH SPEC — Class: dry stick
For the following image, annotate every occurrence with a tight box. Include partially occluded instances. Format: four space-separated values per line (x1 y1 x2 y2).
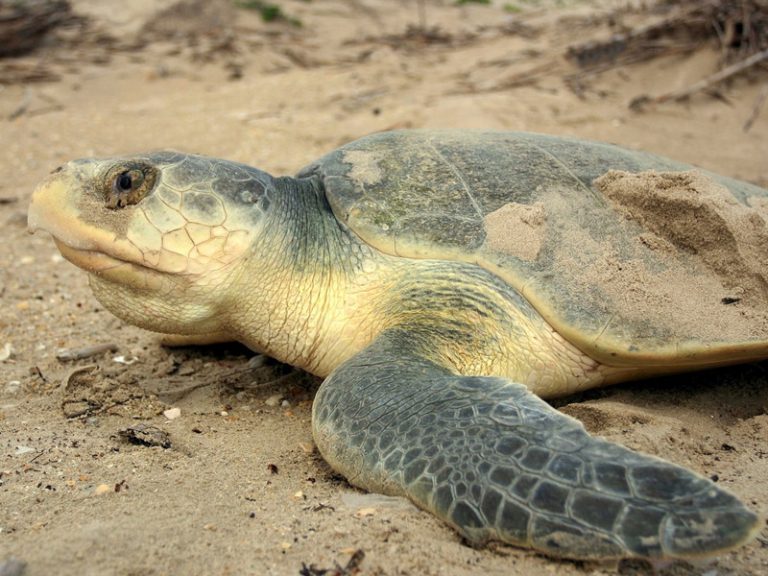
631 48 768 108
56 342 118 361
743 82 768 132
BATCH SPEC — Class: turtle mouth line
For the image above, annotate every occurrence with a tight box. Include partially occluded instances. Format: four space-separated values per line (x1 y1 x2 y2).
53 239 162 279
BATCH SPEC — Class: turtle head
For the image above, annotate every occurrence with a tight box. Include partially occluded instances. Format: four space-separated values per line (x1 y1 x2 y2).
28 152 274 336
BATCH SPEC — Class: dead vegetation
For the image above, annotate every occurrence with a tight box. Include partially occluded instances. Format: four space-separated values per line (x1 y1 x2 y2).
567 0 768 114
568 0 768 69
0 0 115 83
0 0 75 57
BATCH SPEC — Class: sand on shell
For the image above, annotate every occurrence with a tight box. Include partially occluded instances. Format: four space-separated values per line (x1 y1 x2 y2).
593 170 768 344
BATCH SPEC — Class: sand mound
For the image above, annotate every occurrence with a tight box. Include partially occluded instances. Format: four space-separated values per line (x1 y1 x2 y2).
594 169 768 344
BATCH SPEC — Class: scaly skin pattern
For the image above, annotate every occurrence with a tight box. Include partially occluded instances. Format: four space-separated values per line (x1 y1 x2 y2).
313 329 759 559
28 149 762 561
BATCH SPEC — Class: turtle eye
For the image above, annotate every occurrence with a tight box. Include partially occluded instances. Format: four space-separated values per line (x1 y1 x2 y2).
116 171 134 192
105 164 156 209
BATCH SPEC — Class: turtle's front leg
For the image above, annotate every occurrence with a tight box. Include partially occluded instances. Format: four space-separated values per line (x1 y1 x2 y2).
311 329 759 560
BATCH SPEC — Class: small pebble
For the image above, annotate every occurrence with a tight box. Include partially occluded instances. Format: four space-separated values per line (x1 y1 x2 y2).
0 343 14 363
163 407 181 420
280 399 291 408
93 484 111 495
354 507 377 518
220 410 229 417
265 394 283 407
4 381 21 395
293 490 305 500
113 355 138 365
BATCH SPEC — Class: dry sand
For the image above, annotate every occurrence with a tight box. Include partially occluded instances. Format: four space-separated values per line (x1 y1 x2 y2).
1 1 767 575
592 169 768 346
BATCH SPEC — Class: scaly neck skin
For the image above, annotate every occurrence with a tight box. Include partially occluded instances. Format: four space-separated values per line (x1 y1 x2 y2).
224 175 392 376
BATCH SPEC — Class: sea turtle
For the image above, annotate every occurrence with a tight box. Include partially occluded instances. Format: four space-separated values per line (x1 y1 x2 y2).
28 130 766 561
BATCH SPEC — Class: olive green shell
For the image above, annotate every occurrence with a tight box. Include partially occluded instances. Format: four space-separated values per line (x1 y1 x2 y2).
298 130 768 366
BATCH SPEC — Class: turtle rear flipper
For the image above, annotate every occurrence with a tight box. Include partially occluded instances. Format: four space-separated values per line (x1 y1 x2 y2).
312 329 760 560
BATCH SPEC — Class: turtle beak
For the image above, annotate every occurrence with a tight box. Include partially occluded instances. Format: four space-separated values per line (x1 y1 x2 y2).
28 165 75 234
27 162 100 252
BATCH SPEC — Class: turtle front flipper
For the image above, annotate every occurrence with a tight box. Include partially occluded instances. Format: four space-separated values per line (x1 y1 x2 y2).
312 329 760 560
